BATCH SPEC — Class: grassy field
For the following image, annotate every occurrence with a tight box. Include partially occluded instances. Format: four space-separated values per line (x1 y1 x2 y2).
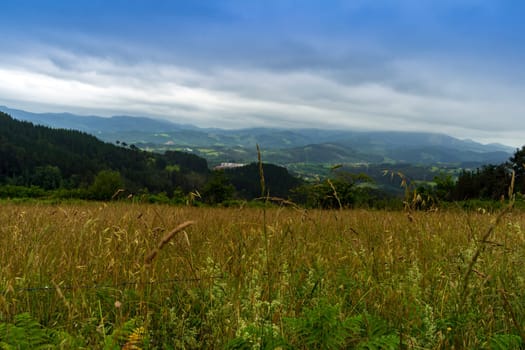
0 202 524 349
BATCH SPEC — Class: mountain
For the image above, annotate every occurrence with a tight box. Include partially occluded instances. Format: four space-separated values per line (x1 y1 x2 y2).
334 131 513 154
1 106 514 169
0 105 196 134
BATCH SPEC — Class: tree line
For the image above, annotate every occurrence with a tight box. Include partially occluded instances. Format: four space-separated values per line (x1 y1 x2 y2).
410 146 525 209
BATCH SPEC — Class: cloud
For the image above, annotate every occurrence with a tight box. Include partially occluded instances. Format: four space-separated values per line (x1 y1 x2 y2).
1 46 523 146
0 0 524 147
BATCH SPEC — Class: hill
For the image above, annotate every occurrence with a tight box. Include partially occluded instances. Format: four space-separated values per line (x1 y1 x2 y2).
224 162 303 199
0 105 196 134
0 111 209 197
1 106 513 171
0 111 305 202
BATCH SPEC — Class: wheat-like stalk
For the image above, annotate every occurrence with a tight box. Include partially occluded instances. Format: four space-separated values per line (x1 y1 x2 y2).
327 179 343 210
256 144 266 197
144 221 195 265
459 170 515 308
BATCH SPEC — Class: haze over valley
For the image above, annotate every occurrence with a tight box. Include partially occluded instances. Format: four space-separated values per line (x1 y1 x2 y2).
1 105 513 171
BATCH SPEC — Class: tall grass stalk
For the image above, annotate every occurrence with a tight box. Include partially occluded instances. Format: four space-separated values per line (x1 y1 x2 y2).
459 171 515 309
257 144 272 302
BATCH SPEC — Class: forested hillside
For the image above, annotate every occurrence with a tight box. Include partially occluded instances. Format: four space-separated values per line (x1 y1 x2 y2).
225 163 303 199
0 112 304 203
0 111 209 197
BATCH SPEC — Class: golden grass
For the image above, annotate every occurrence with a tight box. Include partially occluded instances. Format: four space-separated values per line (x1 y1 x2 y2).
144 220 194 265
0 202 524 346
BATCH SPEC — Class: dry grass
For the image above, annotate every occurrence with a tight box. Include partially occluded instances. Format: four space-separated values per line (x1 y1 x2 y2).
144 220 195 265
0 202 524 347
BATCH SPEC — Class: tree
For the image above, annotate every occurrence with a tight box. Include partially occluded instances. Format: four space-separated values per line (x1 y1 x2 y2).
0 111 214 198
225 162 302 199
508 146 525 193
89 170 124 200
453 164 510 201
433 173 455 202
31 165 62 190
201 171 234 204
291 171 373 209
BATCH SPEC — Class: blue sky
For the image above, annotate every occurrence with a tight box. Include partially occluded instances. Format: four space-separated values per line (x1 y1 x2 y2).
0 0 524 146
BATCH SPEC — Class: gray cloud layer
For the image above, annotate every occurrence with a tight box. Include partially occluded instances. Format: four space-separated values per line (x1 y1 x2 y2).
0 1 524 147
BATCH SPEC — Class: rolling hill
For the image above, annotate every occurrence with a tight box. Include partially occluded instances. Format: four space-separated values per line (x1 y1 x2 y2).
1 106 514 171
0 110 210 195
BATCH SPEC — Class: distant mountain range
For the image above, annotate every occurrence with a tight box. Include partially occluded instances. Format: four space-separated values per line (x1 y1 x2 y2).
0 106 196 134
1 105 514 170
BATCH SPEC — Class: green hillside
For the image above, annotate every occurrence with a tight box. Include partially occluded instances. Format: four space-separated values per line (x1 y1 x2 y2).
0 111 209 197
1 106 513 171
0 111 304 203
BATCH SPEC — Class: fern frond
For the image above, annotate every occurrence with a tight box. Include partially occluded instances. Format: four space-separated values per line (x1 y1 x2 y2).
489 334 522 350
0 313 52 349
122 326 146 350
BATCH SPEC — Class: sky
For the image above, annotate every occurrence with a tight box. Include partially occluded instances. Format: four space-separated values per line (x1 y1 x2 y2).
0 0 524 147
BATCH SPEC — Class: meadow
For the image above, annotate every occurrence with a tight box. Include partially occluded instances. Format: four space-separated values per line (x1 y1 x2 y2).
0 201 524 349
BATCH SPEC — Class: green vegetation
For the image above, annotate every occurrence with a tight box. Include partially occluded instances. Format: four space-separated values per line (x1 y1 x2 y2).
0 203 524 348
0 111 210 197
0 112 304 206
3 110 525 210
201 171 235 204
225 163 303 200
89 170 125 201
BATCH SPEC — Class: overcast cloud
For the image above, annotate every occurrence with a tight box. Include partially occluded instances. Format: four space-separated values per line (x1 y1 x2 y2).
0 0 524 147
